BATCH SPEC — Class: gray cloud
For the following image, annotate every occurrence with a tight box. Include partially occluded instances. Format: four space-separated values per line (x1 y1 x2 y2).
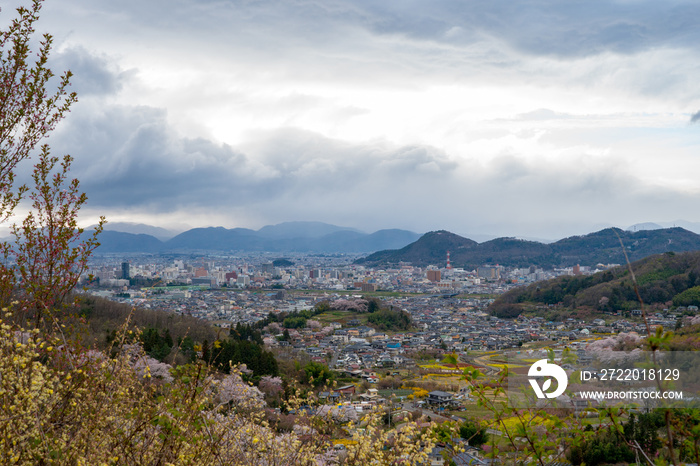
35 0 700 107
52 104 459 213
54 106 252 208
52 0 700 60
50 46 129 96
46 99 700 239
27 0 700 239
351 0 700 57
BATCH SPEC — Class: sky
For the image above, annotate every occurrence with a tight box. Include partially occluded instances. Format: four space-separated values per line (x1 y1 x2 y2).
5 0 700 240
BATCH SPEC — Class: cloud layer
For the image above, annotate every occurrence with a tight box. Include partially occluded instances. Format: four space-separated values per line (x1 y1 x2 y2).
8 0 698 239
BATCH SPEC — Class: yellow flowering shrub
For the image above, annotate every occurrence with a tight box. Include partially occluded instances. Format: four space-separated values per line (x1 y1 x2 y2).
0 307 448 465
0 308 327 465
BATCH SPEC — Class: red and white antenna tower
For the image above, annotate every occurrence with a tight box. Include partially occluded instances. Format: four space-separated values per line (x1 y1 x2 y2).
446 251 452 270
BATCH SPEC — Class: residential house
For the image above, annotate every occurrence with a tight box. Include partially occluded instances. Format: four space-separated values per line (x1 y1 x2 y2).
427 390 455 407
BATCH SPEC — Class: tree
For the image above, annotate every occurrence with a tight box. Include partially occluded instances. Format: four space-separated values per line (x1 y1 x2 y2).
458 419 488 447
0 0 103 328
201 339 211 363
13 148 103 327
0 0 76 217
283 315 307 329
366 297 380 313
314 300 330 313
302 361 334 387
210 338 278 377
673 286 700 307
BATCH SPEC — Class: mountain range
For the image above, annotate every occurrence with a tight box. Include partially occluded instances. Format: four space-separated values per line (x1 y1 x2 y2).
89 222 700 264
356 227 700 269
88 221 421 254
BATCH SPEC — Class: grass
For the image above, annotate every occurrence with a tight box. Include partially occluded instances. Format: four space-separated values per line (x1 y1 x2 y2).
459 402 502 420
314 311 368 325
377 389 414 398
418 364 461 370
488 363 524 369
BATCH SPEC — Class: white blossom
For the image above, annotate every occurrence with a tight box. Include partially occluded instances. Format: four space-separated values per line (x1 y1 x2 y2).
586 332 644 364
212 373 265 409
330 299 368 313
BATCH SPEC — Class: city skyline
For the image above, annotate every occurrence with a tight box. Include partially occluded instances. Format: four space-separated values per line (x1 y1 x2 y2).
6 0 700 239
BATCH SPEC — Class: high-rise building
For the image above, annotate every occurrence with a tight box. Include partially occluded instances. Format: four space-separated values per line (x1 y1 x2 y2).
427 270 441 282
121 262 130 280
477 266 500 280
237 275 250 286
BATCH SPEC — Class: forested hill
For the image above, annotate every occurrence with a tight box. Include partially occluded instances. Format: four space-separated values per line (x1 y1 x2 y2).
488 250 700 318
355 230 479 266
356 227 700 269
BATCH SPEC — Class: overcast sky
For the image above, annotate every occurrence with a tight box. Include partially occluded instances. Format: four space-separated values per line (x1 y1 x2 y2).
7 0 700 240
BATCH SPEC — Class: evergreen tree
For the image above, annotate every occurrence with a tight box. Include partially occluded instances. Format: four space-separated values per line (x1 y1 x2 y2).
202 339 211 363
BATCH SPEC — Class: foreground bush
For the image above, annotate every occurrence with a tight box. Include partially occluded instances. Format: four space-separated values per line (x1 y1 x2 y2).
0 307 447 465
0 309 328 465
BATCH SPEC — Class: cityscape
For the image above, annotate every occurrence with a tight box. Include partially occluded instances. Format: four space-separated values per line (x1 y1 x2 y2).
4 0 700 463
71 244 693 464
83 249 672 368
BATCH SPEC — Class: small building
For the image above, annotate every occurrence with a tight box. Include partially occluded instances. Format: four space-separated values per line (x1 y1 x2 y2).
336 384 356 395
427 390 454 407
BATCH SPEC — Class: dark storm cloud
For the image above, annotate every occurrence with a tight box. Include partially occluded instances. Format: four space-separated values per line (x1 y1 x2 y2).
691 111 700 124
50 47 128 96
51 104 458 213
52 105 252 207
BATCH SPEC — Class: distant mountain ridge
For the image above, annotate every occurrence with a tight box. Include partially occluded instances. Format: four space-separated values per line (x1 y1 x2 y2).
91 222 700 261
89 222 421 254
94 222 180 241
90 231 165 253
256 221 363 239
357 227 700 269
